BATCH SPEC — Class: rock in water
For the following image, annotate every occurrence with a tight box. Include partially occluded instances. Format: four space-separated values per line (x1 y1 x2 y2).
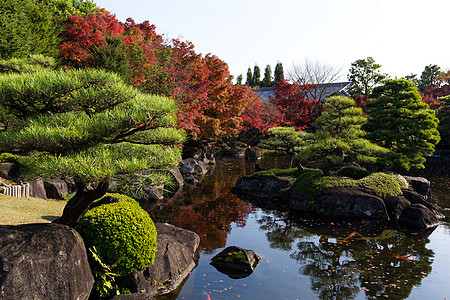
0 223 94 300
210 246 261 279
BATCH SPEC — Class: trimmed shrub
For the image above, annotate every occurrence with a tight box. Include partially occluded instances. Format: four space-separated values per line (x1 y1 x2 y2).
90 192 140 208
75 202 157 276
336 166 372 179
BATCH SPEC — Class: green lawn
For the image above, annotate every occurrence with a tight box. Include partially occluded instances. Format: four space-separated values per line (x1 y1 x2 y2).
0 194 66 225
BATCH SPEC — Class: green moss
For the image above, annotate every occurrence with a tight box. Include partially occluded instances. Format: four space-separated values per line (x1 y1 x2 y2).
0 153 18 163
219 251 248 264
292 169 402 202
336 166 372 179
357 173 402 198
251 168 302 180
75 202 157 276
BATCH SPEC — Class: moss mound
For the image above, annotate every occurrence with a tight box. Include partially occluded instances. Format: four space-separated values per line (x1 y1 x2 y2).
336 166 372 179
293 169 403 201
357 173 402 198
251 168 302 180
76 201 157 275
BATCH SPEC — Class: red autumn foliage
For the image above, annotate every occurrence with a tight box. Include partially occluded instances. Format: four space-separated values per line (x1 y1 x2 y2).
59 10 263 140
270 80 322 130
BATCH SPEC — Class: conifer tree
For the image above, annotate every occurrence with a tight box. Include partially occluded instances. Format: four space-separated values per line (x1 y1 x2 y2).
236 74 243 85
363 79 440 170
253 64 261 86
246 67 254 86
274 62 284 85
262 64 273 87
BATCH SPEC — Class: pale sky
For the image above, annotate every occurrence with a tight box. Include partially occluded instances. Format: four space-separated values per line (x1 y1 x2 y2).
93 0 449 82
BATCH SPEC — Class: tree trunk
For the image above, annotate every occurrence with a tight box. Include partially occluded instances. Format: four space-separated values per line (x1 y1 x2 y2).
53 177 109 228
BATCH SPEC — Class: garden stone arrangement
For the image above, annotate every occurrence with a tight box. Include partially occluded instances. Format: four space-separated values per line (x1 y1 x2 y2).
232 166 443 231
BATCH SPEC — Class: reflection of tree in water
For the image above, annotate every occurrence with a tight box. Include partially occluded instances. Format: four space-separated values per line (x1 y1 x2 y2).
256 212 435 300
292 238 360 299
148 160 255 253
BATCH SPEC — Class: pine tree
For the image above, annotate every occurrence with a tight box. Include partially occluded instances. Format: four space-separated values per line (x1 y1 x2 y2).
363 79 440 170
274 62 284 85
246 67 253 86
253 64 261 86
236 74 243 85
262 64 272 87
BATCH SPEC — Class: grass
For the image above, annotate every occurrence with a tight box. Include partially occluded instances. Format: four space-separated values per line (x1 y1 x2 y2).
0 194 65 225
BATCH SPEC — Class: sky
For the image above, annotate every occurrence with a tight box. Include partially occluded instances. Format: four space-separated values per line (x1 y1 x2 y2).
93 0 449 83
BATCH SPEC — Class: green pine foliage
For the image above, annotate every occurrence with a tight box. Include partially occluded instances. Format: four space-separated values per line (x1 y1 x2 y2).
274 62 284 85
262 64 272 87
363 79 440 170
259 127 308 155
0 68 184 183
75 201 158 276
0 55 57 74
297 96 389 171
438 95 450 147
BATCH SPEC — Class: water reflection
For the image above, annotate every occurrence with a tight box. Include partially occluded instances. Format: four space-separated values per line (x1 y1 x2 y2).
256 210 436 299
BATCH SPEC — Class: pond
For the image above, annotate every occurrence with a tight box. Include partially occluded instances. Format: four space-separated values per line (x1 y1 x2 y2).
145 157 450 300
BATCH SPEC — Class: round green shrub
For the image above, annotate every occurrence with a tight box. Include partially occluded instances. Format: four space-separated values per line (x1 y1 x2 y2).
75 202 157 275
91 192 140 207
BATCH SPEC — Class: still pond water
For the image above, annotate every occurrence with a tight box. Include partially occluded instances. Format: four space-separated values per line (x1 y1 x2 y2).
144 157 450 300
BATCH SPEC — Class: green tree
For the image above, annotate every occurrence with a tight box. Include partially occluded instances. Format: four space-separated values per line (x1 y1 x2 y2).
262 64 273 87
274 61 284 85
236 74 243 85
363 79 440 170
0 0 98 59
437 94 450 148
297 96 388 172
0 68 184 226
418 64 441 92
348 57 387 97
246 67 254 86
253 64 261 86
259 127 308 155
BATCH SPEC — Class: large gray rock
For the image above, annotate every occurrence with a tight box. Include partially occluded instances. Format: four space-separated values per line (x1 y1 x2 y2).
403 176 431 198
0 162 18 180
245 148 261 160
210 246 261 279
402 188 445 220
116 223 200 297
233 175 290 195
44 179 69 199
399 203 439 229
288 189 311 212
28 177 47 199
0 223 94 300
316 187 389 220
180 158 207 175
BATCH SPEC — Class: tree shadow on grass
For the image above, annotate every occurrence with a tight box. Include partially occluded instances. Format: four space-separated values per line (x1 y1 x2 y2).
41 215 60 222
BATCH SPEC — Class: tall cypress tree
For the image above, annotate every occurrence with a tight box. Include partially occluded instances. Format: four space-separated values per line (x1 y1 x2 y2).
253 64 261 86
262 64 272 87
236 74 243 85
274 62 284 85
246 67 253 86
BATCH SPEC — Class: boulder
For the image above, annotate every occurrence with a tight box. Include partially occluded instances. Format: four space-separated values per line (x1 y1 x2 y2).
384 195 411 221
402 189 445 220
28 177 47 199
164 168 184 194
0 223 94 300
113 294 155 300
403 176 431 198
116 223 200 296
64 177 77 194
44 179 69 199
139 186 164 201
245 148 261 160
288 189 311 212
232 175 290 196
210 246 261 279
399 203 439 229
0 162 18 180
180 158 207 175
315 187 389 220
